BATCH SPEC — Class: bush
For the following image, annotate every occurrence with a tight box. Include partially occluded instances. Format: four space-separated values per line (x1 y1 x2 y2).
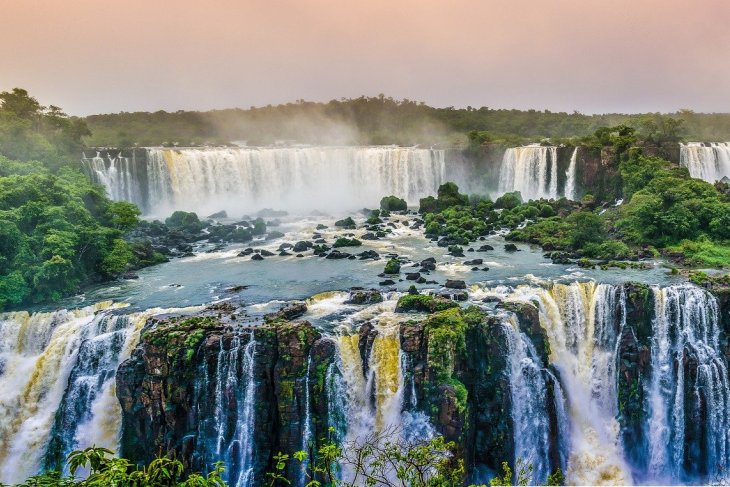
380 195 407 211
495 191 522 209
165 211 203 233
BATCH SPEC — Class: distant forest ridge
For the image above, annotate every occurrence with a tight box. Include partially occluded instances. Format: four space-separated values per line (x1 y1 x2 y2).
83 95 730 148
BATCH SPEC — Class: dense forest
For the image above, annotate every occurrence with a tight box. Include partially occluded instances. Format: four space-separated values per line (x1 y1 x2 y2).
0 89 147 308
83 95 730 147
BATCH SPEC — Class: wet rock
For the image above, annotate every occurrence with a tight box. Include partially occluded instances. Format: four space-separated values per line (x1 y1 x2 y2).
444 279 467 289
207 210 227 219
123 272 139 280
278 243 293 251
293 241 311 253
504 243 519 252
259 249 275 257
345 288 383 305
464 259 483 265
477 245 494 251
251 253 264 261
326 250 351 259
316 224 328 230
361 232 379 240
264 301 308 322
406 272 421 281
357 250 379 260
238 248 254 256
279 251 291 256
379 279 396 286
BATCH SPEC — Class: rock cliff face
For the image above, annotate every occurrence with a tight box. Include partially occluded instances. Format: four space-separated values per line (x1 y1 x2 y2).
116 303 335 484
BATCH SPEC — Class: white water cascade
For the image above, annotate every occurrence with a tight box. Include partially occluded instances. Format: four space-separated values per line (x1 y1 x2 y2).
507 282 631 485
194 331 257 487
83 147 447 217
0 302 162 484
680 142 730 182
564 147 578 201
82 151 145 203
645 285 729 482
497 145 560 201
501 316 556 484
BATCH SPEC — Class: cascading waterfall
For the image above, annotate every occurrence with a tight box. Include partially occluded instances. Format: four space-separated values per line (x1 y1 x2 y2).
501 316 554 484
498 144 559 201
679 142 730 182
508 282 630 485
564 147 578 201
0 302 150 484
82 151 145 204
194 331 257 487
83 146 447 216
645 285 729 482
298 354 314 487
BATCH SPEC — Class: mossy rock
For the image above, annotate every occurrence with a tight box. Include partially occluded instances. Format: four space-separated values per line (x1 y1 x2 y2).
395 294 459 313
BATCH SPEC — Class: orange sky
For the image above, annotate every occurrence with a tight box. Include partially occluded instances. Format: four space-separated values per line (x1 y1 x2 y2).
1 0 729 115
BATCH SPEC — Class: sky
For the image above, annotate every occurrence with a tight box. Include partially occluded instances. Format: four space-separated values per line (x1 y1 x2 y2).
1 0 729 116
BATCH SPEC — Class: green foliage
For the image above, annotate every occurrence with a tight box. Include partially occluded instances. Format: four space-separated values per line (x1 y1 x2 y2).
12 446 226 486
394 294 459 313
106 201 141 231
384 258 401 274
165 211 203 233
566 211 605 248
666 238 730 268
494 191 522 210
0 88 90 167
379 195 407 212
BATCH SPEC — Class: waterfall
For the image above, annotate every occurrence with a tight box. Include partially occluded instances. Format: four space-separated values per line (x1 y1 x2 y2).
83 146 447 216
497 144 560 201
0 302 145 484
680 142 730 182
82 151 145 204
645 285 729 482
564 147 578 200
501 316 553 484
298 354 313 487
508 282 630 485
195 331 257 487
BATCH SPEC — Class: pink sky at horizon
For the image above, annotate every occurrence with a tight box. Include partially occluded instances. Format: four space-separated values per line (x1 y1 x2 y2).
1 0 729 115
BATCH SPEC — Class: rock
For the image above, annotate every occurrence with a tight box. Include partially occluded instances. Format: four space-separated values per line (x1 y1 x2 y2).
279 251 291 256
464 259 483 265
420 258 437 271
334 217 356 229
357 250 379 260
345 288 383 305
482 296 502 304
482 267 490 271
265 301 308 322
278 243 293 250
384 258 401 274
326 250 351 259
477 245 494 251
293 241 311 252
445 279 467 289
316 224 328 230
224 285 249 293
260 249 275 257
395 294 459 313
238 248 254 256
416 277 427 284
314 238 327 244
207 210 227 219
361 232 379 240
504 243 519 252
123 272 139 280
251 253 264 261
379 279 396 286
296 254 303 258
471 267 479 271
406 272 421 281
